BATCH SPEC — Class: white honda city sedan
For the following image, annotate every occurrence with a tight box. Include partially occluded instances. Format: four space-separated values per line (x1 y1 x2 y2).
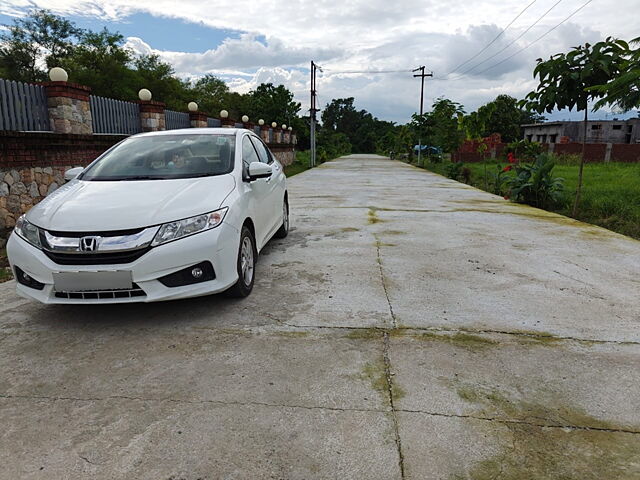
7 128 289 303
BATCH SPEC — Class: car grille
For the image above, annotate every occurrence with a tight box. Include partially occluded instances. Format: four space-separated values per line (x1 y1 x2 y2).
45 228 145 238
54 283 146 300
43 247 151 265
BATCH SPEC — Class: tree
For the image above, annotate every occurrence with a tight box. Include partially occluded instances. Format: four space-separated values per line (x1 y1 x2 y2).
0 9 83 82
192 74 229 115
589 37 640 111
320 97 390 154
478 95 545 142
250 83 301 125
426 97 465 152
521 38 628 215
60 28 136 99
133 54 192 111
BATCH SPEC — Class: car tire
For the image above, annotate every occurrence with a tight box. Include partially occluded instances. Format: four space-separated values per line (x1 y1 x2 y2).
274 199 289 239
225 226 255 298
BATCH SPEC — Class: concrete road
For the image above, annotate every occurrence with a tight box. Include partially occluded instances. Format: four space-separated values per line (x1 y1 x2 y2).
1 154 639 479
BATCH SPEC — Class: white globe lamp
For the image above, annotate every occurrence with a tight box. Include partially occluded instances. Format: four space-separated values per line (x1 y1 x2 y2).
188 102 198 112
242 115 249 123
138 89 152 101
49 67 68 82
271 122 277 128
258 119 264 126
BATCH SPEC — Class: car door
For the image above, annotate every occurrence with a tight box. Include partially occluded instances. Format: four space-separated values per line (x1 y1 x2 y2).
250 135 283 237
241 134 270 247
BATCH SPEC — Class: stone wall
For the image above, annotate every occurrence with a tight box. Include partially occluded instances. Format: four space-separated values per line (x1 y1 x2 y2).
268 145 296 166
0 131 127 242
44 81 93 135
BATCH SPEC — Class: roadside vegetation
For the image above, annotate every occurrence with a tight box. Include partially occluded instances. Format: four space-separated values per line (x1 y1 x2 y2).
0 248 12 282
421 156 640 240
284 151 313 177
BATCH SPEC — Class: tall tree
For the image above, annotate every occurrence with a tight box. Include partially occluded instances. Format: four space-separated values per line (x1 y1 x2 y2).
0 9 83 82
60 28 135 99
477 95 545 142
427 97 466 152
521 38 628 215
134 54 192 111
192 74 229 115
250 83 301 125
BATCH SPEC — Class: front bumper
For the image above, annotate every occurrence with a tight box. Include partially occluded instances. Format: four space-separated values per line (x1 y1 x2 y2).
6 223 240 304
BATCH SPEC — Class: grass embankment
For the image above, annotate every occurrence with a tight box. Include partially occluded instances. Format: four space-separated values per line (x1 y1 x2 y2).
422 159 640 240
284 150 313 177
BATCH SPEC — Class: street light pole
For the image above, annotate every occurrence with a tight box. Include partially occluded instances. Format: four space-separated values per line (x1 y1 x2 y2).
310 61 319 168
413 66 433 165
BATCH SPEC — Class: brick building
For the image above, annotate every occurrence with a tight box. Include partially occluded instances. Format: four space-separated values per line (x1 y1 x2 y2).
522 118 640 144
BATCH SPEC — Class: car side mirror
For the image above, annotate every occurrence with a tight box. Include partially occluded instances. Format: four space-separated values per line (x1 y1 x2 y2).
64 167 84 181
248 162 272 181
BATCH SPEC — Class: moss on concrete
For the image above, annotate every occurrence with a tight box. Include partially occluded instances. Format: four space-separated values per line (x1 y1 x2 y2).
361 359 406 403
452 382 640 479
367 208 384 224
346 328 383 340
410 331 497 351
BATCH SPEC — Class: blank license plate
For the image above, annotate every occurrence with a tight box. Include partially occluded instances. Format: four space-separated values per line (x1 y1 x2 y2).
53 271 133 292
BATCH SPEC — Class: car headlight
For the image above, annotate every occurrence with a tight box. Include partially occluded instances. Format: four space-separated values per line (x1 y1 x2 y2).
151 207 228 247
14 215 42 249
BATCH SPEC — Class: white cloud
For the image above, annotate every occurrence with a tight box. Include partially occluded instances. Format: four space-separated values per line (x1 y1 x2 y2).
2 0 637 122
124 34 341 76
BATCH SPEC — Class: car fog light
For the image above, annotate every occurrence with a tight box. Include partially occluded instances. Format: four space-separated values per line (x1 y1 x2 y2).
158 261 215 288
15 266 45 290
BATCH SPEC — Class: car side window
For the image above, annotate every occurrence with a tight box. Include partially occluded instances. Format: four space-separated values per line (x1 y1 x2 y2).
242 135 260 178
250 136 272 164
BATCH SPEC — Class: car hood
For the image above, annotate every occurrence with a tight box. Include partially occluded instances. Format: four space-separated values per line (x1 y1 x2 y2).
27 175 236 231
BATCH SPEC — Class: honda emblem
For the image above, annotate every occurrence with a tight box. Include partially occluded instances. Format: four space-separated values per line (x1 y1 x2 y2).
79 236 100 252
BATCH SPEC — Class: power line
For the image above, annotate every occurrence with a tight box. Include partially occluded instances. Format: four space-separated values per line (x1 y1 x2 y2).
446 0 538 75
458 0 596 79
448 0 564 80
322 69 413 75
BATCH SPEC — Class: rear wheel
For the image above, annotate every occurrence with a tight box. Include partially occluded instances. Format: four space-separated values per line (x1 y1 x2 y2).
274 199 289 238
225 226 255 297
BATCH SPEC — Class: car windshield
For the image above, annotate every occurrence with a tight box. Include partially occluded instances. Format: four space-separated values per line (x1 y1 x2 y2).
81 134 235 181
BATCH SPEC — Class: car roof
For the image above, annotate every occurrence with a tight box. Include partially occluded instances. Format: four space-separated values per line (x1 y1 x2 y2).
132 128 255 138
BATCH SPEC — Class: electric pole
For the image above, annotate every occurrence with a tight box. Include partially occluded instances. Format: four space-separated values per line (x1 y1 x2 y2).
413 66 433 165
310 61 320 168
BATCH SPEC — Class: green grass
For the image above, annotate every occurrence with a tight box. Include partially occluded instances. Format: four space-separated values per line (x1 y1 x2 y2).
284 150 313 177
422 159 640 240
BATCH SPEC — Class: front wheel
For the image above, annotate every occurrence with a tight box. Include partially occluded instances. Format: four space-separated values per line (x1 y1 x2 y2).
274 200 289 239
225 226 255 298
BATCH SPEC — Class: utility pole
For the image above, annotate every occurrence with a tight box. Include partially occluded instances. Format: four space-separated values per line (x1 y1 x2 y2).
310 61 320 168
412 66 432 165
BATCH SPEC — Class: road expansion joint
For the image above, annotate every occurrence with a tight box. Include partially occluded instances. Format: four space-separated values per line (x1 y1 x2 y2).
373 233 397 329
382 331 406 478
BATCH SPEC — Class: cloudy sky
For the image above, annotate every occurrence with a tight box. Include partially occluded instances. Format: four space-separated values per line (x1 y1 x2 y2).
1 0 637 123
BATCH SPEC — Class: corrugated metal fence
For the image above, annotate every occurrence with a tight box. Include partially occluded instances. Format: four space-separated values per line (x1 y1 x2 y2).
207 117 221 128
90 96 140 134
0 79 50 131
165 110 190 130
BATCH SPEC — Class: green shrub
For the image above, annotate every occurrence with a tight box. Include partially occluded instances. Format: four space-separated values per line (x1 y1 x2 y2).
506 153 564 209
445 162 464 180
505 140 543 161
